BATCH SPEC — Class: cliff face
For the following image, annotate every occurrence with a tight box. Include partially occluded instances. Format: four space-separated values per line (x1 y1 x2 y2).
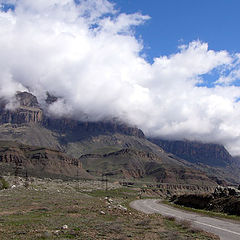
149 139 233 167
0 91 237 185
0 141 90 179
43 117 145 138
0 92 144 138
0 107 43 125
0 92 43 124
16 91 39 108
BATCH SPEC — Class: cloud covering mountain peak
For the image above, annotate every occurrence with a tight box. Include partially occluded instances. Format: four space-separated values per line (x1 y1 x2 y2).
1 0 240 154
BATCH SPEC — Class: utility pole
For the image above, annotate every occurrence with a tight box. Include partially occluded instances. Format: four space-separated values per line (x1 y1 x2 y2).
15 162 21 178
105 174 108 192
101 173 104 189
25 169 29 181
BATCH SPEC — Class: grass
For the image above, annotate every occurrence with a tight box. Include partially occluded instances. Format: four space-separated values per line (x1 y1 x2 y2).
88 187 137 198
162 200 240 222
162 217 217 240
0 177 219 240
0 177 9 190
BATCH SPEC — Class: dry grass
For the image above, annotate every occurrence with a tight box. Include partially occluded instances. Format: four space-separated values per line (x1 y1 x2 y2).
0 177 219 240
164 215 176 221
177 219 192 229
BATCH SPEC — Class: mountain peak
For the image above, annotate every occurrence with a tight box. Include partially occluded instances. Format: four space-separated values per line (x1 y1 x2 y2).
16 91 39 108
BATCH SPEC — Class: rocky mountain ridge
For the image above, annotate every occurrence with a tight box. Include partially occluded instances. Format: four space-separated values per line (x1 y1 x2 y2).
0 92 144 138
0 141 90 179
149 139 233 167
149 138 240 184
0 91 238 185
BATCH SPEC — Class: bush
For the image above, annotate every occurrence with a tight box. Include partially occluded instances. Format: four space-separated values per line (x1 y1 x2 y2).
177 219 191 229
0 177 9 190
164 216 176 222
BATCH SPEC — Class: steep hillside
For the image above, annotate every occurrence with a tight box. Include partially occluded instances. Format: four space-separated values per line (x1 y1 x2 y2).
79 148 217 185
0 141 91 179
0 92 145 154
149 139 232 167
149 138 240 184
0 91 232 185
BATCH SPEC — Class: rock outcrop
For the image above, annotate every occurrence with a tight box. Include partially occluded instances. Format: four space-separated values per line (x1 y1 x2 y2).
0 91 144 138
172 186 240 216
16 91 39 108
0 107 43 124
0 92 43 124
0 141 91 179
44 117 145 138
213 185 240 197
0 91 235 185
149 139 233 167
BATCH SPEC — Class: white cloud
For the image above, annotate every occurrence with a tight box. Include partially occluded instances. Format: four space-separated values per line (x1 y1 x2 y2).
1 0 240 155
216 54 240 85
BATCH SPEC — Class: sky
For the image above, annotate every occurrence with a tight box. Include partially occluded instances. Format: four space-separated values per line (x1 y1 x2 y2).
114 0 240 58
1 0 240 155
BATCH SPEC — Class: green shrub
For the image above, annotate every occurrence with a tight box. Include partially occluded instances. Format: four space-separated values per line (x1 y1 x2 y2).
0 177 9 190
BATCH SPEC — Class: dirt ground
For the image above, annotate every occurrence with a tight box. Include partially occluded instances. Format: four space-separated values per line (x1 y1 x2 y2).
0 177 219 240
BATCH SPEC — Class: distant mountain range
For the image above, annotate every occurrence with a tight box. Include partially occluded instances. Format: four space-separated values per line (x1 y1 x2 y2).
0 91 239 185
148 139 233 167
149 138 240 185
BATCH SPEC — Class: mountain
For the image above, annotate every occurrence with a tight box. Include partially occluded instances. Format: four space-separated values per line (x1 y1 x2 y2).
149 139 233 167
0 141 91 179
0 91 235 185
79 148 216 185
0 92 145 153
149 138 240 184
0 92 42 125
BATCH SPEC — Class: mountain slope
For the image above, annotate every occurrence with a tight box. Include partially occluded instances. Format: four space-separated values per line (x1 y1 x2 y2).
149 138 240 184
0 141 91 179
79 148 216 185
149 139 233 167
0 91 232 185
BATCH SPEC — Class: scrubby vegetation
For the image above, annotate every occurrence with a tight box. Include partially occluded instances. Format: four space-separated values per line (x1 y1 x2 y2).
0 177 9 190
0 176 219 240
171 186 240 217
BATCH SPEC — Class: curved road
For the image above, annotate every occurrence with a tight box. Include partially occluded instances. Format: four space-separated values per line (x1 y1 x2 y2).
130 199 240 240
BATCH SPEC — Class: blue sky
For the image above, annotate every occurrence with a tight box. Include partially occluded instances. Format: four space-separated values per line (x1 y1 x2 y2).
114 0 240 61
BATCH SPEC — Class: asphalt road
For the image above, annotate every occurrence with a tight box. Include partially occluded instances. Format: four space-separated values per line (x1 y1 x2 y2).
130 199 240 240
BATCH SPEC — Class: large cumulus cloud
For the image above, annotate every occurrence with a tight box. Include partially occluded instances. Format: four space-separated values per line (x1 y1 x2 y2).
1 0 240 155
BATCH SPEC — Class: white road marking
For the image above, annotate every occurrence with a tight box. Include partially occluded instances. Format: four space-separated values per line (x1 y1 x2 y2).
144 202 240 237
194 221 240 236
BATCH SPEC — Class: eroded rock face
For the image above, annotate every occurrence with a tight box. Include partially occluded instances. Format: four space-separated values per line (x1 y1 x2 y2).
213 186 240 197
16 91 39 108
172 186 240 216
172 194 213 209
45 92 58 105
0 91 145 138
43 118 145 138
0 91 234 186
0 107 43 124
150 139 233 167
0 92 43 125
0 141 90 178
